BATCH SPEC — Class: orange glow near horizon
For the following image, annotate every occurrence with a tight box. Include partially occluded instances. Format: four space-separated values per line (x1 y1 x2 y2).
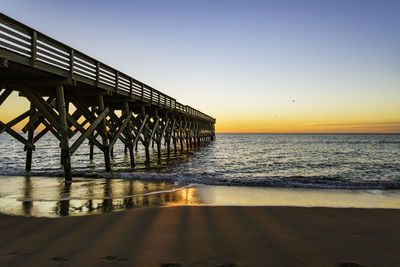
215 120 400 133
0 92 399 134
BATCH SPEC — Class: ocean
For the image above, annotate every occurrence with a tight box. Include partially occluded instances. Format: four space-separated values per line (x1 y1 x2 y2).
0 133 399 216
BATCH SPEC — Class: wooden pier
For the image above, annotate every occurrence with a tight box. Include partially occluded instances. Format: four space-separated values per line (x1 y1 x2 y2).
0 13 215 181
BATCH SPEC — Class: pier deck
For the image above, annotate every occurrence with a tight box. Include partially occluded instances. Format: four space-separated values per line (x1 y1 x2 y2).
0 13 216 181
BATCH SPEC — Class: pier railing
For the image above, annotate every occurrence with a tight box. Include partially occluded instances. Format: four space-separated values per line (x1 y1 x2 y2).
0 13 214 122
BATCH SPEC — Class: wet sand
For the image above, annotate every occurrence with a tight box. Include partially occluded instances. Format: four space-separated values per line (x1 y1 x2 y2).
0 206 399 266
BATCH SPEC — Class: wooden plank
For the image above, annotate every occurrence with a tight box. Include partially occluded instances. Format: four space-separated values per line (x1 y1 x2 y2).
37 34 69 54
0 32 31 49
37 54 69 69
0 40 29 55
37 41 68 58
0 25 30 42
37 47 69 65
36 61 69 77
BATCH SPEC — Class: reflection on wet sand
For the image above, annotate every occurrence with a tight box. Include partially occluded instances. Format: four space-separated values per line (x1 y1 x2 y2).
22 177 33 216
0 177 199 217
58 182 71 216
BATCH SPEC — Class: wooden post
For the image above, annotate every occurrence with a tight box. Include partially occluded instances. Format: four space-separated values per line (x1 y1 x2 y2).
56 85 72 181
180 120 186 153
186 121 191 151
88 107 95 160
25 103 35 171
197 121 201 146
173 119 177 153
167 116 175 157
142 106 150 164
109 134 114 159
123 102 135 169
193 121 197 148
154 110 161 159
97 95 111 172
31 30 37 67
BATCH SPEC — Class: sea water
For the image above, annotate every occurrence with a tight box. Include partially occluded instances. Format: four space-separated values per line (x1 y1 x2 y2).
0 133 399 216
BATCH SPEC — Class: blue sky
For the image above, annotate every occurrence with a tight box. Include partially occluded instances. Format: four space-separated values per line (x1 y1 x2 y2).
1 0 400 132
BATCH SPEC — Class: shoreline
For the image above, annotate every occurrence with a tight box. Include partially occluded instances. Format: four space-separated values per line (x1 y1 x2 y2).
1 206 399 266
1 176 400 217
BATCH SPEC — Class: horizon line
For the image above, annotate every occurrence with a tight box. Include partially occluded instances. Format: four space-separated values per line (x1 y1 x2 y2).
215 132 400 134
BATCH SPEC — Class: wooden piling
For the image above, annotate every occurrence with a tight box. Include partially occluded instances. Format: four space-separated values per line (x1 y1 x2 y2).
25 103 34 171
123 102 135 168
56 85 72 181
89 107 94 160
97 95 111 172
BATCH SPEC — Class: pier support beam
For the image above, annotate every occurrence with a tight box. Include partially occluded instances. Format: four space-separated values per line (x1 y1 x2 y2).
25 103 35 171
97 95 111 172
123 102 135 169
89 107 94 160
56 85 72 181
180 120 185 153
172 117 178 153
186 121 191 151
141 106 150 164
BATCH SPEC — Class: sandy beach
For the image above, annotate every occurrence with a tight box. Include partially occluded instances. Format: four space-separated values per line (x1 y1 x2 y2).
0 206 399 267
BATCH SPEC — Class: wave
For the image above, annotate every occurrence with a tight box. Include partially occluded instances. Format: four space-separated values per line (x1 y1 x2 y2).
1 169 399 190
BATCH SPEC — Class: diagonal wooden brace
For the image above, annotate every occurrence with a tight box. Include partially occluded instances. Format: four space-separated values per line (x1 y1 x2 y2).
69 107 109 155
18 85 65 138
0 121 34 150
109 112 132 149
66 113 104 152
169 119 176 144
0 88 12 106
0 110 29 134
132 114 149 147
22 97 54 133
41 119 62 141
160 118 170 143
71 98 108 139
106 110 130 145
149 116 160 143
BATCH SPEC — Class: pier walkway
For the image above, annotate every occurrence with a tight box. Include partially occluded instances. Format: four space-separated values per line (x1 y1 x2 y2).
0 13 216 181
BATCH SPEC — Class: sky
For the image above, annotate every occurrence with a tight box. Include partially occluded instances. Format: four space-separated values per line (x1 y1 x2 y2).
1 0 399 133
